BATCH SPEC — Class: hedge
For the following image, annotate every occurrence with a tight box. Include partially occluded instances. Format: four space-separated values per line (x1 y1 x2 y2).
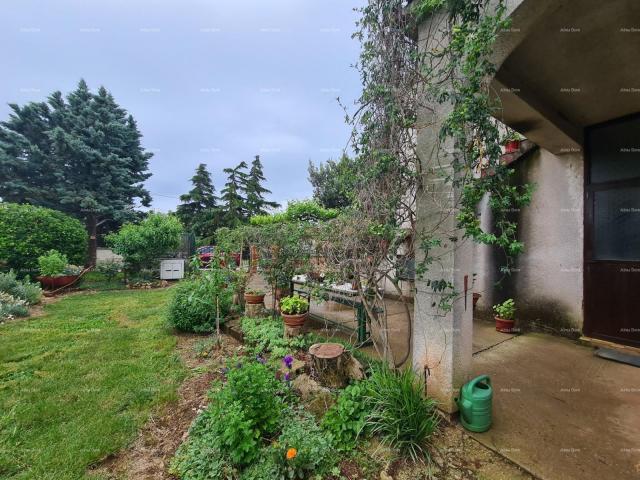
0 203 87 276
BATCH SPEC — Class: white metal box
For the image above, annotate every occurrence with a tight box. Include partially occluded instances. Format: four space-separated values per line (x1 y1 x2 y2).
160 259 184 280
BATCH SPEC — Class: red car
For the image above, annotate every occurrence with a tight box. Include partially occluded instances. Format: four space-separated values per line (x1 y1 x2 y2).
196 246 215 266
196 246 241 268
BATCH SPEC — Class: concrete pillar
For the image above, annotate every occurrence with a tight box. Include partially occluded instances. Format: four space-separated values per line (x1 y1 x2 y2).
412 14 474 414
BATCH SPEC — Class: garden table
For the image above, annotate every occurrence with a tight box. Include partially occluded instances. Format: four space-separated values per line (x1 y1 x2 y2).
290 275 372 345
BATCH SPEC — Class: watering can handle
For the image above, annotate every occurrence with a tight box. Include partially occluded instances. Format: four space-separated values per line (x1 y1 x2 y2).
468 375 491 390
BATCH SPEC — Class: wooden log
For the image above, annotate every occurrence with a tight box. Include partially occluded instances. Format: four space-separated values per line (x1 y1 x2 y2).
284 323 305 338
309 343 351 388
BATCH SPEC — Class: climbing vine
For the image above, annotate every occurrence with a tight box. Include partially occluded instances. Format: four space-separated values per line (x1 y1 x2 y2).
342 0 534 306
431 0 535 271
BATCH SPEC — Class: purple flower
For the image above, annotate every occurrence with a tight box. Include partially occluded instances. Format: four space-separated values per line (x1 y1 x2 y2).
283 355 294 369
256 355 266 364
284 372 291 382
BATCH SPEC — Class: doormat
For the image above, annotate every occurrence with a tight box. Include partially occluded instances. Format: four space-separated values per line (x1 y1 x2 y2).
595 348 640 368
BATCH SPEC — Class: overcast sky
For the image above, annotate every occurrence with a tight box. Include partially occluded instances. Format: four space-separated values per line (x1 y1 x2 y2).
1 0 365 212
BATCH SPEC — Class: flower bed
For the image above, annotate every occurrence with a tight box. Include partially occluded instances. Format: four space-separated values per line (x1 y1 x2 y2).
170 316 440 479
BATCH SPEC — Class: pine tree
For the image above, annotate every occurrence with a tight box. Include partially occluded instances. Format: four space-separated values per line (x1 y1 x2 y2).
220 161 249 227
0 79 152 265
244 155 280 217
176 163 218 236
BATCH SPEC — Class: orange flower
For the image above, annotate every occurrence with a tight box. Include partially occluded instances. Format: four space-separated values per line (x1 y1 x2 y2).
286 448 297 460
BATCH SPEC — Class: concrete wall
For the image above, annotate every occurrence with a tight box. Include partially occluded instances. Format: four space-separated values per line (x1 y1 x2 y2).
474 148 584 336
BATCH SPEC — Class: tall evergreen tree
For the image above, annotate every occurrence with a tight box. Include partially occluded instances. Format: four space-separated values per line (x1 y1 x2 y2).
176 163 218 236
220 161 249 227
244 155 280 217
0 79 152 265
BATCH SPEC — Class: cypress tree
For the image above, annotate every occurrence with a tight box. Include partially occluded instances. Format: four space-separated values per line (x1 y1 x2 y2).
244 155 280 217
220 161 249 227
176 163 218 236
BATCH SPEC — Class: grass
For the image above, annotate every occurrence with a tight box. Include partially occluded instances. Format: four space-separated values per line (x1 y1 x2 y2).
75 271 126 292
0 288 185 480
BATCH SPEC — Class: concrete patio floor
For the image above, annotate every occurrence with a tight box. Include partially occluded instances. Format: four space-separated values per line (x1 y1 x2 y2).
470 323 640 480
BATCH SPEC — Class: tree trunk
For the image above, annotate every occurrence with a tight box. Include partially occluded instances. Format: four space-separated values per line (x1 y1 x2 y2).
309 343 351 388
86 214 98 267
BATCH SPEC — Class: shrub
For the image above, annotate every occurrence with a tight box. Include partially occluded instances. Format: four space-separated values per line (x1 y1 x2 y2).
170 408 236 480
96 259 123 282
106 213 183 273
249 200 338 225
239 409 336 480
172 359 285 475
167 269 233 333
273 407 336 478
279 294 309 315
238 449 280 480
0 270 42 305
366 365 439 461
218 361 284 447
37 250 68 277
322 381 372 451
0 203 87 276
0 292 29 319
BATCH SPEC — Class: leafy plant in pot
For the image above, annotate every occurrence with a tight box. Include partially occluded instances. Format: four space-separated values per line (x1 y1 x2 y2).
37 250 83 289
493 299 516 333
502 130 524 154
244 288 266 305
280 294 309 327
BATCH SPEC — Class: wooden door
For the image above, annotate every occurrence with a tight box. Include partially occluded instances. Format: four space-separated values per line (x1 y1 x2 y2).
584 114 640 347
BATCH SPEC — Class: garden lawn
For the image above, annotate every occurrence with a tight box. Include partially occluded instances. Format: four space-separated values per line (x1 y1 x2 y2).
0 289 185 480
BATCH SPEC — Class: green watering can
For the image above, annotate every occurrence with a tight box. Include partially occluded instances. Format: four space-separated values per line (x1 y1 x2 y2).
456 375 492 433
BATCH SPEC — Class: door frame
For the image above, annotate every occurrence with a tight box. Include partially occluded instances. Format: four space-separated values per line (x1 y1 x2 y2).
583 112 640 345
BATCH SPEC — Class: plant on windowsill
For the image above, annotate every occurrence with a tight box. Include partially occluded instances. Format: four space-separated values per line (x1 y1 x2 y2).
280 294 309 327
493 298 516 333
502 130 524 154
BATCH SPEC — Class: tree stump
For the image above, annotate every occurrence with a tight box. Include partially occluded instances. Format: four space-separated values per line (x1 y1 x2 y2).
284 324 305 338
245 302 265 318
309 343 353 388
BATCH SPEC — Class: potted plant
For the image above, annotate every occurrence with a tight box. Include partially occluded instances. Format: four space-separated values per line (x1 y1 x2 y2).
244 288 266 305
493 298 516 333
280 294 309 327
503 130 523 154
37 250 82 289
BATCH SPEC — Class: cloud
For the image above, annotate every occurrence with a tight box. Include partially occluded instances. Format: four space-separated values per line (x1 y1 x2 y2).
0 0 366 211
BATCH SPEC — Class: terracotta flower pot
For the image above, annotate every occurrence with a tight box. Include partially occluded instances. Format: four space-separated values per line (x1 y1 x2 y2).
37 275 79 290
244 293 266 305
495 316 515 333
282 312 308 327
504 140 521 153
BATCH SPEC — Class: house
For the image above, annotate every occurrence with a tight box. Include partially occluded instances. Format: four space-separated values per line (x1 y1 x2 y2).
412 0 640 412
